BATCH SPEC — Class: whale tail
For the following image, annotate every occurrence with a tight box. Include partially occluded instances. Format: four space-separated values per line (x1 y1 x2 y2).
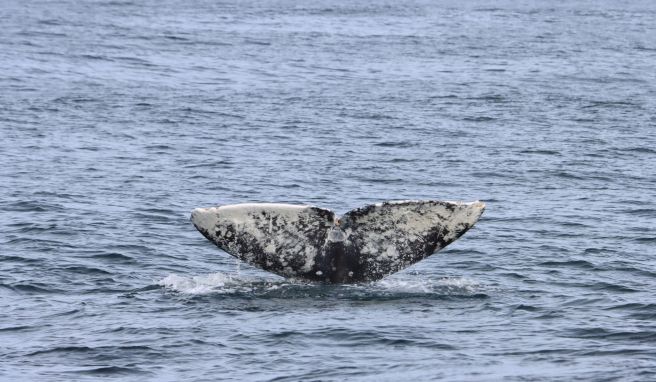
191 200 485 283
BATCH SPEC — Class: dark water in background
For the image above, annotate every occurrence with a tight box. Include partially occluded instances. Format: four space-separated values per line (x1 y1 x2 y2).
2 0 656 380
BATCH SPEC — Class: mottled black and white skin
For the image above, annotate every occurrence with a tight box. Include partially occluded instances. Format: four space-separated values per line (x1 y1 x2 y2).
190 200 485 283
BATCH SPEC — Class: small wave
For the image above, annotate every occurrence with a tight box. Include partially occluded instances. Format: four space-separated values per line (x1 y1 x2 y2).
462 116 495 122
100 1 136 6
511 304 541 312
605 303 656 320
27 346 94 356
582 100 639 109
4 200 64 212
565 327 656 342
518 149 561 156
232 327 457 349
183 159 234 169
0 255 45 264
73 365 149 376
374 141 417 148
26 345 155 357
0 325 37 332
5 282 63 294
590 281 639 293
89 252 136 263
622 208 656 216
63 265 111 275
539 259 596 270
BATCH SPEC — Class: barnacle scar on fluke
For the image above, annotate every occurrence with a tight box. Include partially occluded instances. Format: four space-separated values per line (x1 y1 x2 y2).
190 200 485 283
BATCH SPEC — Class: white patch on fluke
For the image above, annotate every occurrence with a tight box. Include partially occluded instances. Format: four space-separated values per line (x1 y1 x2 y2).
264 242 276 254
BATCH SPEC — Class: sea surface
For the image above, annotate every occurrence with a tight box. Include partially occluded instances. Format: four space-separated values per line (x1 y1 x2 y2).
2 0 656 380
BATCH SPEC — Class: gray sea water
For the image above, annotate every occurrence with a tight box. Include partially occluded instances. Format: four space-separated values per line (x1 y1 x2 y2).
2 0 656 380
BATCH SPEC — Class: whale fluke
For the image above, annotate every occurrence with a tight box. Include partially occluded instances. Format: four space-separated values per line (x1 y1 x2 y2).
191 200 485 283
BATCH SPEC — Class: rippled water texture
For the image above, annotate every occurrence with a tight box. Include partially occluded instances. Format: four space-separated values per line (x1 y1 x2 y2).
2 0 656 380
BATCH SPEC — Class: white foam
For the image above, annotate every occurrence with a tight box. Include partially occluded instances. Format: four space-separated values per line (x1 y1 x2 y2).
376 277 480 294
159 272 481 297
158 272 257 295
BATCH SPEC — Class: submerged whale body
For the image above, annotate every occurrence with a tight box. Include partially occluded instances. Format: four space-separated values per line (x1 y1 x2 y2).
191 200 485 283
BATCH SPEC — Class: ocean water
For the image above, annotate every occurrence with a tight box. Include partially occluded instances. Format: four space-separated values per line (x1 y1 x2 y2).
1 0 656 380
